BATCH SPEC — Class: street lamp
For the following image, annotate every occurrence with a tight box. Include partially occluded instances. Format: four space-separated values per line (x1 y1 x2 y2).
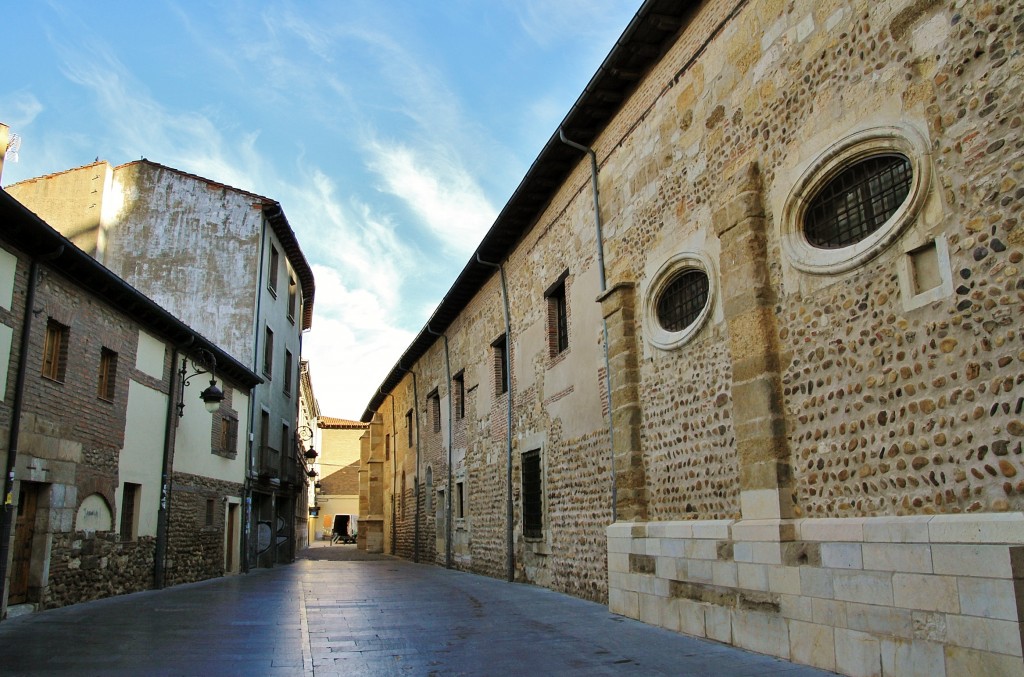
177 349 225 417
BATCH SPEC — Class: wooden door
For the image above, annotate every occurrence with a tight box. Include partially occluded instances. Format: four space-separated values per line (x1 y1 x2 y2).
10 483 39 605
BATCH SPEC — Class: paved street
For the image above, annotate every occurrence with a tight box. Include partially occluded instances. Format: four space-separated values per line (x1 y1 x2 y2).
0 542 836 676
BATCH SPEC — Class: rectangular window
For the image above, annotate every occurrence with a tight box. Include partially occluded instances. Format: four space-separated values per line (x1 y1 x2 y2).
406 410 414 447
220 415 238 454
453 371 465 420
281 423 291 458
287 277 298 323
522 449 542 538
205 498 215 527
260 410 273 474
41 319 69 382
385 433 390 461
98 347 118 401
428 390 441 433
492 335 508 395
120 482 140 541
456 481 465 519
263 327 274 378
546 277 569 356
283 350 293 396
268 245 280 295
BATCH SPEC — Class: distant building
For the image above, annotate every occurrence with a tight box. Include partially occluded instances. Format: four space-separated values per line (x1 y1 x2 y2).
313 417 367 542
0 188 260 619
360 0 1024 674
8 161 315 568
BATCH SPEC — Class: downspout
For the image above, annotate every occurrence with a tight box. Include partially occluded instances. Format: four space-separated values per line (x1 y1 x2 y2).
558 129 617 522
154 339 193 588
475 252 515 582
425 325 453 569
379 389 397 555
0 248 63 611
243 216 269 572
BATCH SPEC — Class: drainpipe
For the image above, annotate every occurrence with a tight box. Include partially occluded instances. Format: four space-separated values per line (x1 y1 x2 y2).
0 248 63 613
379 389 398 555
154 339 193 588
475 252 515 582
558 129 617 522
425 325 453 569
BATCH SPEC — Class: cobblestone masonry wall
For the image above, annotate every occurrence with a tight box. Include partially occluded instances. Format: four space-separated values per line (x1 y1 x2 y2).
44 533 155 609
165 472 242 587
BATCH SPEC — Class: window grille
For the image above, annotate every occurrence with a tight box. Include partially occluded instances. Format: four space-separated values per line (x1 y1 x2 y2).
656 269 710 333
522 450 542 538
804 154 912 249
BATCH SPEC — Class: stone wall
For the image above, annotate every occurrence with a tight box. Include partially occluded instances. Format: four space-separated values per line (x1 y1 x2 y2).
45 533 154 609
164 473 241 587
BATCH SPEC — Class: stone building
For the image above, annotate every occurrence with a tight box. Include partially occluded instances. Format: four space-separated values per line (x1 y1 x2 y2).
314 417 367 542
0 189 260 618
8 161 316 569
360 0 1024 673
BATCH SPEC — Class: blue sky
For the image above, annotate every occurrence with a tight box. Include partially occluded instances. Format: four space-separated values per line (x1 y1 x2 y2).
2 0 641 417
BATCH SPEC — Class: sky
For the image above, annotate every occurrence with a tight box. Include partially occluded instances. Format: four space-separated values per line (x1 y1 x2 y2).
2 0 641 418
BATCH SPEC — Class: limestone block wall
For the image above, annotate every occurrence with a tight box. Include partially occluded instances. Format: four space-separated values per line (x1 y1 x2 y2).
609 517 1024 675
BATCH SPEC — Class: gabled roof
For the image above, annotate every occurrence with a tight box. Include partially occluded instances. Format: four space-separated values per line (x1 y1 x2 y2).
0 188 262 389
360 0 695 421
319 417 369 430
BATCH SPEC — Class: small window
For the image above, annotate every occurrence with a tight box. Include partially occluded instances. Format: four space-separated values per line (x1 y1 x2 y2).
268 245 280 295
205 498 215 527
522 450 542 539
42 319 69 382
455 481 465 519
546 277 569 356
644 252 716 351
453 372 465 420
804 154 912 249
428 390 441 433
492 335 508 395
287 277 298 322
406 409 414 447
281 423 291 458
219 415 239 454
385 433 390 461
263 327 274 378
98 347 118 401
283 350 293 396
425 466 433 515
119 482 140 541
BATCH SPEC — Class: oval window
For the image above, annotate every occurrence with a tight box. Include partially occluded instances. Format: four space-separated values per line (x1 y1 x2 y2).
656 269 709 332
804 154 913 249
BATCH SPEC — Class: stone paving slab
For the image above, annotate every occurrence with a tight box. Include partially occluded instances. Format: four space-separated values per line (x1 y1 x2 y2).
0 544 837 676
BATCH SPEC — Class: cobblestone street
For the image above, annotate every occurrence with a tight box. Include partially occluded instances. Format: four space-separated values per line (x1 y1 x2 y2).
0 543 836 676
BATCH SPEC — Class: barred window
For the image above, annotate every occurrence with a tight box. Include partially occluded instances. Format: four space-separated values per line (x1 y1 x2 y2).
655 269 710 334
522 449 542 539
804 154 912 249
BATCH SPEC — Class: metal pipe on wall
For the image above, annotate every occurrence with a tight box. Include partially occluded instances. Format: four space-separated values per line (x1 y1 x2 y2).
425 325 453 569
475 252 515 582
558 129 617 522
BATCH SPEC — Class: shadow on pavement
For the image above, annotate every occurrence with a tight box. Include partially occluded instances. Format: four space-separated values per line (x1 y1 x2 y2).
297 542 393 562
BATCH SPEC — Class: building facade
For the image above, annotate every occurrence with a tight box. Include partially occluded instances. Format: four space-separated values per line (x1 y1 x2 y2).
8 161 316 569
314 417 367 543
361 0 1024 673
0 189 260 618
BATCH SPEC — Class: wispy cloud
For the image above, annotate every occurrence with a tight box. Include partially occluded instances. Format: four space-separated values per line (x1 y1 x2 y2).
366 140 495 256
513 0 639 46
0 90 44 129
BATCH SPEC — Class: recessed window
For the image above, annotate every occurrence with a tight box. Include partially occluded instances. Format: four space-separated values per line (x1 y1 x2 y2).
455 481 465 519
205 498 216 527
42 319 69 382
428 390 441 433
545 275 569 357
406 409 414 447
283 349 293 396
522 449 542 539
263 327 274 378
268 246 280 296
656 269 709 333
804 154 912 249
453 371 465 420
287 277 297 323
385 433 390 461
643 253 716 350
98 347 118 401
219 414 238 455
492 335 508 395
782 125 931 275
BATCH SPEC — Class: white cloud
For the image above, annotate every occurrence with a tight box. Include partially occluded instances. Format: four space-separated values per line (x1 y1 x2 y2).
366 140 495 256
513 0 639 46
0 90 44 129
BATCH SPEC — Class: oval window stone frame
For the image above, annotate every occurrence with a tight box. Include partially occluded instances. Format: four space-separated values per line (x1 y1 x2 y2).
782 125 931 275
643 251 716 351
